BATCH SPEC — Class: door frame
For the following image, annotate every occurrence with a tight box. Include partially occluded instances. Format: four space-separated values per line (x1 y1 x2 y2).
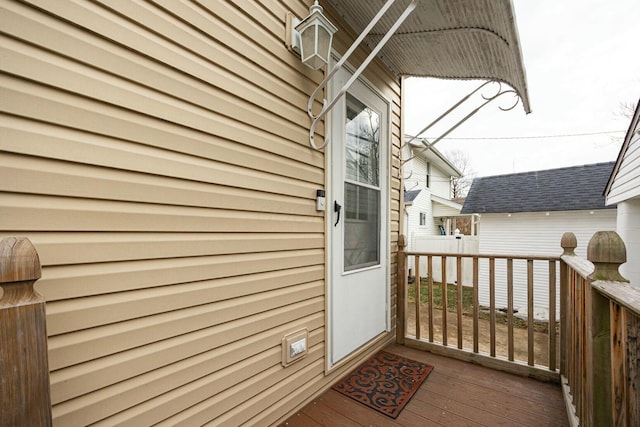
324 59 392 373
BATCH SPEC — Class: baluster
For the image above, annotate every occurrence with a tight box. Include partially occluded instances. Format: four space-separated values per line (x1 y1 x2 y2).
527 259 534 366
610 303 626 424
560 232 577 378
456 256 463 349
626 312 639 423
427 255 434 342
473 256 479 353
489 257 495 357
415 254 421 340
507 258 514 361
577 271 585 422
549 259 557 371
441 256 448 347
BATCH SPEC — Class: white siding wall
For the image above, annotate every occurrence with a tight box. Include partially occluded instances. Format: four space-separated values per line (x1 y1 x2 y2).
404 147 454 253
406 191 435 271
404 149 431 254
406 150 428 190
429 163 453 200
476 209 617 317
617 199 640 286
408 191 437 241
607 118 640 204
404 148 452 200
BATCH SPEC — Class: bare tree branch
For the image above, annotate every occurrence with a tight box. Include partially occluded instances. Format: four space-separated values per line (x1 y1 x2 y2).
446 149 475 198
617 101 637 119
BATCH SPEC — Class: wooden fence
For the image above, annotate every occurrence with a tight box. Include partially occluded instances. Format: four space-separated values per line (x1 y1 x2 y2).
397 230 640 425
396 235 560 382
559 231 639 426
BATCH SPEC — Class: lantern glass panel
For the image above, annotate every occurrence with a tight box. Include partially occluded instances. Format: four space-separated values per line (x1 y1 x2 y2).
317 26 331 63
300 26 316 63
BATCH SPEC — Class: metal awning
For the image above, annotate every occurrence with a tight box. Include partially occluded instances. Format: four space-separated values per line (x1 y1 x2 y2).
326 0 530 113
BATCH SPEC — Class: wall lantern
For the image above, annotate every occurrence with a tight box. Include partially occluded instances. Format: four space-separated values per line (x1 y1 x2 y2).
289 1 337 70
286 0 418 149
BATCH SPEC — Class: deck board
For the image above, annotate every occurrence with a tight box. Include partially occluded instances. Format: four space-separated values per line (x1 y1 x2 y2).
280 344 568 426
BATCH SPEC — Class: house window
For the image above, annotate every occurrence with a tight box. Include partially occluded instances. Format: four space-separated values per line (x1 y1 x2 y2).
419 212 426 226
426 162 431 188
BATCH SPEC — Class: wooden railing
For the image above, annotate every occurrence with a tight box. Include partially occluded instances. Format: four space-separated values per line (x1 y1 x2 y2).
0 237 52 426
560 231 639 426
396 235 560 382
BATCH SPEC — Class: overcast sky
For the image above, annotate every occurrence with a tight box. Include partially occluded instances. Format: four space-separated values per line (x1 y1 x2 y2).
403 0 640 178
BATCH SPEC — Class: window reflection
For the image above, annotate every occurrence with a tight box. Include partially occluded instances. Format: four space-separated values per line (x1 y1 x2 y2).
344 93 381 271
345 94 380 187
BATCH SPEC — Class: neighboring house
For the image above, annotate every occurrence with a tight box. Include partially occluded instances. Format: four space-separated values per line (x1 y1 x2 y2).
462 162 617 317
605 98 640 286
0 1 529 424
402 140 478 286
402 139 464 250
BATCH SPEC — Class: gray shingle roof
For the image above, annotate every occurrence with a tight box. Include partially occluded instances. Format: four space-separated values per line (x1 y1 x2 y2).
461 162 616 214
405 189 421 203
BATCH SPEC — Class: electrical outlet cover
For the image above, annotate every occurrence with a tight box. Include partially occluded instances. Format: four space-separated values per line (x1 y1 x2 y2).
282 329 308 367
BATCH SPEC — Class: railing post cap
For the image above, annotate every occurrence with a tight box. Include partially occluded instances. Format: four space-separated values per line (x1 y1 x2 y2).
587 231 628 282
587 231 626 264
398 234 406 248
560 232 578 255
0 237 41 283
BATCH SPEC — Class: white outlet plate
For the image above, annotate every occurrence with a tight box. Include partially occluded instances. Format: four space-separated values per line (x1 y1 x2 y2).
282 329 308 367
290 338 307 358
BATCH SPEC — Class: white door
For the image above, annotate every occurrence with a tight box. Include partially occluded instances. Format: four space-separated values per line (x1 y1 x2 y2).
329 67 389 365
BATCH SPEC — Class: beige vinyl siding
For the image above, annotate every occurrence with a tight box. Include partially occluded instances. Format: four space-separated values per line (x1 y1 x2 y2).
1 1 400 425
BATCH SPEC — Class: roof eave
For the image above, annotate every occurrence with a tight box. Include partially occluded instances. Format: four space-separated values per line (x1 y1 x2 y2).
604 98 640 198
406 137 463 177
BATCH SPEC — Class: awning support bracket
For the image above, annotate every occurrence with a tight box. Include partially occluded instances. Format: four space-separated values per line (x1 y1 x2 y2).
402 80 521 164
307 0 418 150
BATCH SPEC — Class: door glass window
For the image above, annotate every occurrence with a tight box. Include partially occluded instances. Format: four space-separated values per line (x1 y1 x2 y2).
344 93 381 271
345 95 380 186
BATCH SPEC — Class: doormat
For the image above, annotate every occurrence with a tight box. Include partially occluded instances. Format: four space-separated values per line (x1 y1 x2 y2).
331 350 433 419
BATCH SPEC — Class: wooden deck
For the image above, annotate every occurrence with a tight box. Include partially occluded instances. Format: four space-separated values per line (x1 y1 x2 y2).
280 344 568 426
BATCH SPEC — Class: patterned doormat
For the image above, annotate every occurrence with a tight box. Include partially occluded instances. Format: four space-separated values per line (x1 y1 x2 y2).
331 350 434 419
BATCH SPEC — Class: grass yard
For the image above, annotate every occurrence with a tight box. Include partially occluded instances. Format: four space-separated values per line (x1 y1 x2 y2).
407 278 550 333
407 279 473 314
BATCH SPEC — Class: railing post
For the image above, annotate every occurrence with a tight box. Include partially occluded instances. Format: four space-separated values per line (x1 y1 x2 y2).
396 234 407 344
587 231 627 427
0 237 52 426
560 232 577 377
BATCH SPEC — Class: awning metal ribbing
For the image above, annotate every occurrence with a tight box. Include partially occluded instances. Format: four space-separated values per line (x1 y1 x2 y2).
326 0 530 113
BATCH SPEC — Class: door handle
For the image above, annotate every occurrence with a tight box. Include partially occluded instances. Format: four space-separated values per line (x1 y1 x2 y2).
334 201 342 227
